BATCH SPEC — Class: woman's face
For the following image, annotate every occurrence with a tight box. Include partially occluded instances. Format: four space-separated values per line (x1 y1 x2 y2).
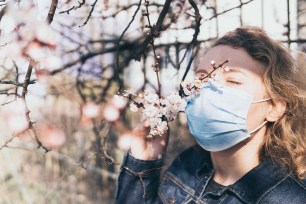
196 45 270 132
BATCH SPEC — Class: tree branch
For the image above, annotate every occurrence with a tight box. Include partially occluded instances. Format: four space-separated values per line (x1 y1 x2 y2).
205 0 254 21
133 0 173 61
59 0 85 14
181 0 202 82
0 5 6 22
46 0 58 24
79 0 98 27
116 0 143 92
50 42 137 75
0 80 36 86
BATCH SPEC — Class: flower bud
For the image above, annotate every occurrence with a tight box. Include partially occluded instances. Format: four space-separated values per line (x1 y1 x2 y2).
194 79 201 87
223 66 230 72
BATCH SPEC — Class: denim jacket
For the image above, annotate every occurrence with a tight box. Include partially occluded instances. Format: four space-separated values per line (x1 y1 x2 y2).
116 145 306 204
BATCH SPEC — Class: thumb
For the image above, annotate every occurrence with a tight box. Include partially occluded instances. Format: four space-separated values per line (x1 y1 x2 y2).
133 123 150 138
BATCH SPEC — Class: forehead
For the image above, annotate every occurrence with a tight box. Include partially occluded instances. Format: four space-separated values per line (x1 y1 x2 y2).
197 45 266 76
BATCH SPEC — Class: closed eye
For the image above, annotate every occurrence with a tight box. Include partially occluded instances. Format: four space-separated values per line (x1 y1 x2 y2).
227 80 242 85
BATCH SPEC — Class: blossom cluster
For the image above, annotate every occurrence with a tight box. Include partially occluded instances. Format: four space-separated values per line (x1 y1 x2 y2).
120 89 187 137
0 2 60 71
180 79 202 102
179 60 230 101
115 60 230 137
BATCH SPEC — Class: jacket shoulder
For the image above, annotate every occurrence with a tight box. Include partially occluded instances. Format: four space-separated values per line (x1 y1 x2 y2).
259 174 306 204
298 177 306 188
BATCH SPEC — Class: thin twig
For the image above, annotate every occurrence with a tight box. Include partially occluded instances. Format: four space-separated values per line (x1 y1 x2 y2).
13 61 19 100
21 61 49 152
0 80 36 86
79 0 99 27
59 0 85 14
205 0 255 21
0 135 17 150
50 42 136 75
181 0 202 82
115 0 143 92
4 144 118 180
0 3 58 150
143 0 162 96
133 0 173 61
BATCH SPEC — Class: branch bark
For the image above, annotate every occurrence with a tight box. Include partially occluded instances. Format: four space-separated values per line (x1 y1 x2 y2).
181 0 202 82
46 0 58 24
133 0 173 61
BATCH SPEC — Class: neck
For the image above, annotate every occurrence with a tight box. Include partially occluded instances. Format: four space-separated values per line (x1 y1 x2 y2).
210 127 266 186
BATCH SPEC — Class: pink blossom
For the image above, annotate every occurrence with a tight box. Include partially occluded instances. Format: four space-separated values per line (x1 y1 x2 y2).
112 95 128 109
36 24 56 46
130 103 139 112
117 133 132 151
0 15 16 34
223 66 230 72
103 105 120 122
40 126 66 148
8 115 29 134
39 56 62 69
83 103 100 118
2 42 23 59
26 41 46 59
194 79 201 88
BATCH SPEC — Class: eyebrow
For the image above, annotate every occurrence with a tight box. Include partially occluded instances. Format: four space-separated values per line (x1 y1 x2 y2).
195 67 247 76
195 69 209 74
225 68 247 76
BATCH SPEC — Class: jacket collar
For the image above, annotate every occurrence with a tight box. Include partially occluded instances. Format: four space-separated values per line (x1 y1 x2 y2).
228 159 290 203
195 146 290 203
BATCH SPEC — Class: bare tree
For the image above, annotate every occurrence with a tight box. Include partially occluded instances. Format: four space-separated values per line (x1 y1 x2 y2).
0 0 304 203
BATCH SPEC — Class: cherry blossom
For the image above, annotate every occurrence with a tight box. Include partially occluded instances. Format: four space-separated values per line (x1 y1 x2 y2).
130 103 139 112
119 89 187 137
114 60 229 137
82 103 100 118
0 2 59 71
103 105 120 122
112 95 128 110
8 115 29 134
40 126 66 148
117 133 133 151
180 59 230 101
0 14 16 34
223 66 230 72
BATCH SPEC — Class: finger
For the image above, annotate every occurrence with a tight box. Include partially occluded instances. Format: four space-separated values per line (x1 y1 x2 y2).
133 125 150 137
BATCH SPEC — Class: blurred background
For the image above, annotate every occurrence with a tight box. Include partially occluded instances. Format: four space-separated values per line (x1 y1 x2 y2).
0 0 305 203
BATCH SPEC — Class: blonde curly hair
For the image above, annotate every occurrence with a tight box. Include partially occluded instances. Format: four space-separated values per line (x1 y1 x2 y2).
212 26 306 179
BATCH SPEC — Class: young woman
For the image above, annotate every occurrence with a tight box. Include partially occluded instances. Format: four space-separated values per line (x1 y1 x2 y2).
116 27 306 204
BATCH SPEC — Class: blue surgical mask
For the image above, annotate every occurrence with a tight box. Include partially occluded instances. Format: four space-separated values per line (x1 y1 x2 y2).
185 79 271 152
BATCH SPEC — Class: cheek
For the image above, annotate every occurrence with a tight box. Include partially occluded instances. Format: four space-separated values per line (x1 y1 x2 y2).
244 82 265 98
243 80 269 131
245 103 268 131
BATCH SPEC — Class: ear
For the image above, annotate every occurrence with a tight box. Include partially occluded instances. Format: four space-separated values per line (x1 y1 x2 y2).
266 99 287 122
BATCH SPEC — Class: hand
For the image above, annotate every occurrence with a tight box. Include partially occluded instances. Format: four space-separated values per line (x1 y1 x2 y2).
129 122 170 160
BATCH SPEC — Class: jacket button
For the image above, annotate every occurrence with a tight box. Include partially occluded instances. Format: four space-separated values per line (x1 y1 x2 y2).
168 196 175 204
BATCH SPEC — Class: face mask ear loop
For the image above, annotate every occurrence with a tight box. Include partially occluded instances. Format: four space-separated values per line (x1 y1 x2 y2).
252 98 272 104
250 120 268 134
